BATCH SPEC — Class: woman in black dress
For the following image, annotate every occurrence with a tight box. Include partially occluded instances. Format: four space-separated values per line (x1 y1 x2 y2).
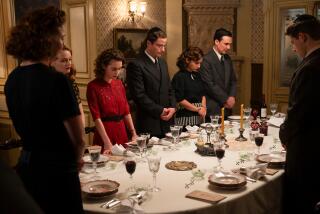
5 6 85 213
172 47 206 127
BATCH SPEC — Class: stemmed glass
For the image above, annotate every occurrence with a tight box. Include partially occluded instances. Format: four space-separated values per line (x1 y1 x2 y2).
243 107 252 128
147 155 161 192
136 135 147 162
270 103 278 117
140 133 150 156
170 125 180 150
125 157 137 193
205 124 214 145
254 133 264 155
87 145 102 180
214 139 226 172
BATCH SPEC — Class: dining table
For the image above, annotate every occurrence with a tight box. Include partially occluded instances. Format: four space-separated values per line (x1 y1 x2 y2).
81 122 284 214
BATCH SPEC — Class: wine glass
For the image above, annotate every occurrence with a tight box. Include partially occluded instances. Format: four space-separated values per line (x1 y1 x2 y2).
87 145 101 180
125 157 137 193
136 135 147 162
214 139 226 172
254 133 264 155
270 103 278 117
140 133 150 156
205 124 214 145
147 155 161 192
170 125 180 150
243 107 252 128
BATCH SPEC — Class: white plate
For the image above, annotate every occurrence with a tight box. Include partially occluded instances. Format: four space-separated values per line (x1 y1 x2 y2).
165 132 190 138
83 155 109 164
228 115 241 120
82 180 119 197
208 173 246 189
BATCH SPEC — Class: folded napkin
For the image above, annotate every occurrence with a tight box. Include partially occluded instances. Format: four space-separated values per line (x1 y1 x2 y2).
244 163 268 180
149 137 171 146
121 191 146 214
267 117 285 127
111 144 135 157
185 125 199 133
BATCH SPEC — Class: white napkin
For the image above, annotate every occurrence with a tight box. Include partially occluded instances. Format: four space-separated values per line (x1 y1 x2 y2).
149 137 171 146
246 163 267 180
111 144 135 157
121 191 146 214
267 117 285 127
185 125 199 133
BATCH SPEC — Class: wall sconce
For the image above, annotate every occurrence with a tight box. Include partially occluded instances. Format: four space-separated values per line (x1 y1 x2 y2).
128 1 147 23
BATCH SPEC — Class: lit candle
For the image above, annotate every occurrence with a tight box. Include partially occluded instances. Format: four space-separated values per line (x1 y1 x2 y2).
221 107 224 134
240 104 244 129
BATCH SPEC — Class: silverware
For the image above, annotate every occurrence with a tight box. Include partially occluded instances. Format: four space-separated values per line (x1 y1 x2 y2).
245 176 257 182
101 198 121 209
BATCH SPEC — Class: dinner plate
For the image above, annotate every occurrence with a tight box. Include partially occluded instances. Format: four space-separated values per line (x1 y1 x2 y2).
165 161 197 171
165 132 190 138
82 180 120 198
228 115 241 120
83 155 109 167
256 152 286 166
208 173 246 189
127 141 153 148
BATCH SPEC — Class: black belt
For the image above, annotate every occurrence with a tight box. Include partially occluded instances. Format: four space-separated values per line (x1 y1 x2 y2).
101 115 124 122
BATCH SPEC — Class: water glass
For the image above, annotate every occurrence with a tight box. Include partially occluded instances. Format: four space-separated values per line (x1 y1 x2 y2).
87 145 101 179
170 125 180 150
136 135 147 162
147 156 161 192
270 103 278 116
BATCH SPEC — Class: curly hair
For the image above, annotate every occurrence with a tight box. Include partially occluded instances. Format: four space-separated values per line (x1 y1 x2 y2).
94 49 125 79
176 47 204 70
6 6 66 61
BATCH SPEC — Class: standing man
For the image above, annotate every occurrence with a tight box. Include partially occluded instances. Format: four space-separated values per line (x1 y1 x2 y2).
279 14 320 214
127 27 176 138
200 28 237 120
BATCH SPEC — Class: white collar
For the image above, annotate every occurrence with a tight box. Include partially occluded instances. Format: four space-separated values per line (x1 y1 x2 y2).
213 47 223 61
145 50 156 64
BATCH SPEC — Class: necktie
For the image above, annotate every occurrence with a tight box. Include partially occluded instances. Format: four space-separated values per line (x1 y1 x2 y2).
220 55 224 65
155 58 161 71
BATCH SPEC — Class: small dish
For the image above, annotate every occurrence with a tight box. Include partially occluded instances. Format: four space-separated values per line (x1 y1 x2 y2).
83 155 109 167
208 173 246 189
256 152 286 167
82 180 120 198
165 132 190 139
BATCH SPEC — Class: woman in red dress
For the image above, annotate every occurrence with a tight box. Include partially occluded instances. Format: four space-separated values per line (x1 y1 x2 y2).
87 49 137 154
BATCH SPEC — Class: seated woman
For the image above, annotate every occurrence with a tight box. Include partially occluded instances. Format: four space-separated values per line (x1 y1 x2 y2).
87 49 137 154
50 45 85 125
172 47 206 127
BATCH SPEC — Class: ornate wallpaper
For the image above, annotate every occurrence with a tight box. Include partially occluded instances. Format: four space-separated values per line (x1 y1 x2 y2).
251 0 264 63
96 0 166 54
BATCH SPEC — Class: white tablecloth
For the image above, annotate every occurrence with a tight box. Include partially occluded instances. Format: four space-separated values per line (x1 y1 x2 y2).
81 125 283 214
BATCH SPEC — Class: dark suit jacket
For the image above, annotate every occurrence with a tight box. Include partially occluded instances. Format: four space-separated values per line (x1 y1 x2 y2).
126 53 176 137
199 50 237 118
279 48 320 213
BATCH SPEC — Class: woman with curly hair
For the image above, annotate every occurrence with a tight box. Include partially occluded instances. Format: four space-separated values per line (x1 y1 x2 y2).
51 45 85 125
172 47 206 127
87 49 137 154
4 6 85 213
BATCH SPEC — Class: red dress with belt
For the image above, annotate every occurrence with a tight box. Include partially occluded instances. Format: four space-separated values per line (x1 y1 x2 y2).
87 79 130 147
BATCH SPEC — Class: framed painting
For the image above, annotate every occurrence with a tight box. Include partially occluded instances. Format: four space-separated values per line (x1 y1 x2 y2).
113 28 148 60
279 8 305 87
13 0 60 24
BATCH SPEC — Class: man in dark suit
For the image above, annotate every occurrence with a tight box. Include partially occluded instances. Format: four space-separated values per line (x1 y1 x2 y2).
279 14 320 214
127 27 176 138
199 28 237 120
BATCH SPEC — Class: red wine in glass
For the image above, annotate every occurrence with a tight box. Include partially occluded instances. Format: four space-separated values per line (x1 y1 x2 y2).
255 136 264 147
125 160 136 176
215 148 225 160
255 135 264 155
